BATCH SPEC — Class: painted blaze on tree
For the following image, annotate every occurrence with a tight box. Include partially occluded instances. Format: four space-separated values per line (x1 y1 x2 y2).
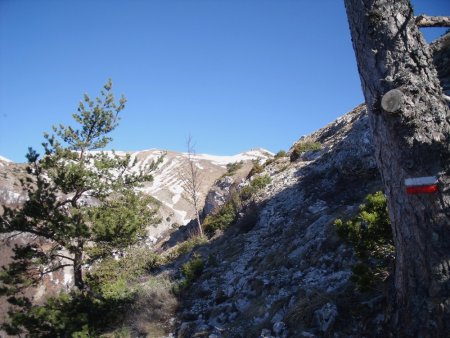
0 80 160 299
344 0 450 336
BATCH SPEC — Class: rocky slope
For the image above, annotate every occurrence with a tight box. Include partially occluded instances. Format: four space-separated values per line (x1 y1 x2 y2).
168 104 383 338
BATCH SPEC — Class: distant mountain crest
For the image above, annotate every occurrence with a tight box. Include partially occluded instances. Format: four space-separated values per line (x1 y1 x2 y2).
0 155 12 166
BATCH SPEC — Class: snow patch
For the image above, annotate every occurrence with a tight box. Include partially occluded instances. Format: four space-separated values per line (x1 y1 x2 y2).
0 155 12 164
188 149 273 166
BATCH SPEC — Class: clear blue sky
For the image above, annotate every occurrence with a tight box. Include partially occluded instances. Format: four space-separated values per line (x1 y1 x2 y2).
0 0 448 163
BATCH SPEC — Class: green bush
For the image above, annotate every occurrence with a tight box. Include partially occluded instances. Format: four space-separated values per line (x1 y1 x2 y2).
165 235 207 262
1 291 112 337
202 174 270 236
290 141 322 161
240 175 271 201
177 254 204 292
181 254 204 281
275 150 287 158
334 191 394 291
87 247 161 294
251 174 271 189
225 161 243 176
2 246 163 336
203 201 237 235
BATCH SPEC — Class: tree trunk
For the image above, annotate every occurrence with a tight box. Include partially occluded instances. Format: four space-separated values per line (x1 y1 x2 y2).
73 247 84 290
344 0 450 336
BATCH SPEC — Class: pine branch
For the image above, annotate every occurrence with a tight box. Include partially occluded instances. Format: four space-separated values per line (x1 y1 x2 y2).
415 15 450 28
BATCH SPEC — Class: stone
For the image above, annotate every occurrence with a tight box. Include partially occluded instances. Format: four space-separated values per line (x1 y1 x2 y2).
259 328 274 338
314 302 338 332
273 321 287 337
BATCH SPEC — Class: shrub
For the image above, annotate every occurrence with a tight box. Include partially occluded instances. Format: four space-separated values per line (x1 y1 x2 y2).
334 191 394 291
224 161 243 176
203 175 270 235
129 276 178 335
236 202 259 232
181 254 204 281
290 141 322 161
251 174 271 189
177 254 204 292
247 160 264 178
1 290 118 337
86 247 162 299
240 175 271 201
165 235 207 262
202 201 237 235
275 150 287 158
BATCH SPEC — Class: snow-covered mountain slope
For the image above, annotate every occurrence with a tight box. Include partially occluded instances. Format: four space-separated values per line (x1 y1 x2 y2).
0 148 273 241
121 148 273 241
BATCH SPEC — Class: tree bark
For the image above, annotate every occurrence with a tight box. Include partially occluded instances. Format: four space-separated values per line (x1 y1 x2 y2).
344 0 450 336
415 15 450 28
73 245 84 290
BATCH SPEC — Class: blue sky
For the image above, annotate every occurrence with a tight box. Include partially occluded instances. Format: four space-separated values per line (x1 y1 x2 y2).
0 0 448 163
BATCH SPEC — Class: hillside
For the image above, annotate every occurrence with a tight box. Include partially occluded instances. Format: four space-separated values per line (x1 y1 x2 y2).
165 104 383 337
0 31 448 338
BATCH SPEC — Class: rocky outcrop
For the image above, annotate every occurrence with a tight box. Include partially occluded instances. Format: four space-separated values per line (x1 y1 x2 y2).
174 106 383 337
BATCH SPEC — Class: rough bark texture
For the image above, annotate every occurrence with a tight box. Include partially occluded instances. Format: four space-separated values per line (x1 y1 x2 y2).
344 0 450 336
74 248 84 290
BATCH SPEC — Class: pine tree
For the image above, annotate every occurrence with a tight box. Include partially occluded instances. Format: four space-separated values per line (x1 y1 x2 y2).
0 80 160 299
344 1 450 335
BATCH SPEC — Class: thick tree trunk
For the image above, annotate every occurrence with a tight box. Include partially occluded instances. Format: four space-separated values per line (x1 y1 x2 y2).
344 0 450 336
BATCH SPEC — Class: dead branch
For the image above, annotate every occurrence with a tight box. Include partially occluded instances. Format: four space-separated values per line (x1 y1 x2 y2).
415 15 450 28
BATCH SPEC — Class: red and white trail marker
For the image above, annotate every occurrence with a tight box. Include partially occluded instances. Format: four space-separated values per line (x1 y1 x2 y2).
405 176 439 195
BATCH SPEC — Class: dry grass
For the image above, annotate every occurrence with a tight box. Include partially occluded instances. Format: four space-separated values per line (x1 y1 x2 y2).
286 289 334 330
164 235 208 262
127 277 178 335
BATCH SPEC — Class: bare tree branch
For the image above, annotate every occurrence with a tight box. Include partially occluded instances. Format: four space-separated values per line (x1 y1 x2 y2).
415 15 450 28
180 135 203 236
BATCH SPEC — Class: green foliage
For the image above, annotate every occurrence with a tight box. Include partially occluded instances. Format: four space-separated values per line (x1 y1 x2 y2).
290 141 322 161
224 161 243 176
203 174 270 235
275 150 287 158
251 174 272 189
334 191 394 291
1 291 104 337
240 174 271 201
87 192 159 261
177 254 204 292
0 80 161 335
86 247 162 298
202 201 237 235
165 235 207 262
181 254 204 282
